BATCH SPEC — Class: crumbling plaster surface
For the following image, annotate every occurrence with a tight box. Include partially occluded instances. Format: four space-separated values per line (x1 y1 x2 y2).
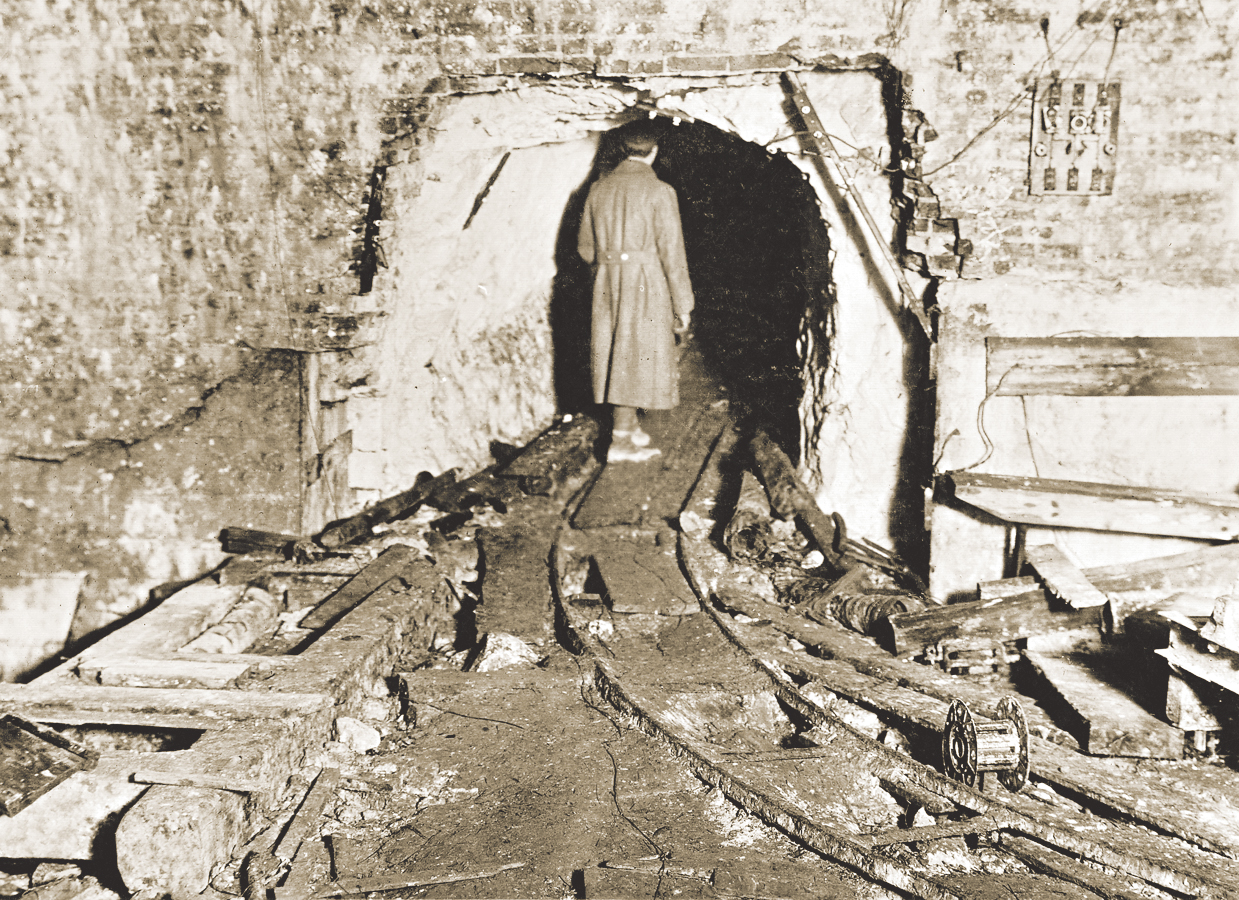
362 86 638 491
929 277 1239 600
354 74 919 548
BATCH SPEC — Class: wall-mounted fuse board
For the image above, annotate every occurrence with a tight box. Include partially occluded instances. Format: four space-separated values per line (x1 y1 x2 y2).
1030 79 1120 195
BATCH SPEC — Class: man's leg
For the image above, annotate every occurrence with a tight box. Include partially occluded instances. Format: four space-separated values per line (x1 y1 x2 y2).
613 405 639 434
608 405 659 463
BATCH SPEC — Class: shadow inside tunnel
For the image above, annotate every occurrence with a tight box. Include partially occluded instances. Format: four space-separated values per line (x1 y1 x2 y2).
550 119 833 463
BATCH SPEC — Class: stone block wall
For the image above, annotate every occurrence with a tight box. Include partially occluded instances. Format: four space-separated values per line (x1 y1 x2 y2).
3 0 1235 674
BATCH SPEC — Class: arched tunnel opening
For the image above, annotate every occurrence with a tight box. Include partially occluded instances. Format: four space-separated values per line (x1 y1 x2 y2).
552 118 834 461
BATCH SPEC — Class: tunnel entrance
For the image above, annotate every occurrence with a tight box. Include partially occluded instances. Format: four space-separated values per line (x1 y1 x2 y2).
658 122 833 457
552 117 834 459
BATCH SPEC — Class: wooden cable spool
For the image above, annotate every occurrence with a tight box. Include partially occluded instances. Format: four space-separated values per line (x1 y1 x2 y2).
941 697 1030 792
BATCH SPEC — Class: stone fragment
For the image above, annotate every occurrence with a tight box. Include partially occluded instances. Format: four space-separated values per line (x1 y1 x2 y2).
470 632 542 672
334 716 382 754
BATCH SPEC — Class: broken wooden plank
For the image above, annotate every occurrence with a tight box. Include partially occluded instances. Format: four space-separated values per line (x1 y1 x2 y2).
986 336 1239 397
592 533 699 616
888 542 1239 656
1023 648 1183 758
316 468 458 549
949 471 1239 540
0 714 98 817
1025 544 1111 609
300 544 419 631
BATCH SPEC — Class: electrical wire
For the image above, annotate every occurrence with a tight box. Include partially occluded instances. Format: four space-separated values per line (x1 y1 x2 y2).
920 0 1127 177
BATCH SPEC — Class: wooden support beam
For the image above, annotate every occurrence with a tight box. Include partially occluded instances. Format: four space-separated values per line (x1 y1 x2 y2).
750 427 841 567
949 471 1239 540
888 542 1239 656
500 413 599 496
1023 648 1183 758
1024 544 1110 609
315 468 458 549
986 336 1239 397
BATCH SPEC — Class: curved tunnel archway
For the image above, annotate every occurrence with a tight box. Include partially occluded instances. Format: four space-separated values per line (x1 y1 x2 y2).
552 118 835 459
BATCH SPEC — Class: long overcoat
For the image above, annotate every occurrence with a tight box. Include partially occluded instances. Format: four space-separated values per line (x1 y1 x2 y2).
577 159 695 410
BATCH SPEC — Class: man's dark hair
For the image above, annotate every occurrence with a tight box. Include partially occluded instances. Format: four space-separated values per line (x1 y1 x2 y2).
620 119 666 156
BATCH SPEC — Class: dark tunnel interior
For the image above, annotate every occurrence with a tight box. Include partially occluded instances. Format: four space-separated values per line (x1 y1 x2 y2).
552 118 834 459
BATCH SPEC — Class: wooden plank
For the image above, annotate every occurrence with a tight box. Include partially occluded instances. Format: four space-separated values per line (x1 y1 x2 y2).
300 543 419 631
41 582 247 681
860 816 1003 848
77 656 255 689
889 542 1239 656
1024 545 1110 609
1157 644 1239 695
219 527 303 555
0 715 98 817
0 683 331 728
318 862 526 898
1162 665 1227 730
1023 648 1183 758
950 471 1239 540
476 518 558 642
592 534 699 616
986 336 1239 396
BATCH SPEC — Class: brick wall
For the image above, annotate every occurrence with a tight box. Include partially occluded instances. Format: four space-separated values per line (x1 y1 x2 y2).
2 0 1234 674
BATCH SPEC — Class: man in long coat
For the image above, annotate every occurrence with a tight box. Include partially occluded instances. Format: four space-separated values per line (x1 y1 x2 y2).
578 121 695 463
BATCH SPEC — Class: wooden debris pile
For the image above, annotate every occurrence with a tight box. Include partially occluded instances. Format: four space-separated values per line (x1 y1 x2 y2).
719 428 928 641
0 414 601 899
896 470 1239 761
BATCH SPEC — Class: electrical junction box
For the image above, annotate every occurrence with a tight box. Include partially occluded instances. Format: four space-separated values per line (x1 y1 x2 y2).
1030 79 1120 195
